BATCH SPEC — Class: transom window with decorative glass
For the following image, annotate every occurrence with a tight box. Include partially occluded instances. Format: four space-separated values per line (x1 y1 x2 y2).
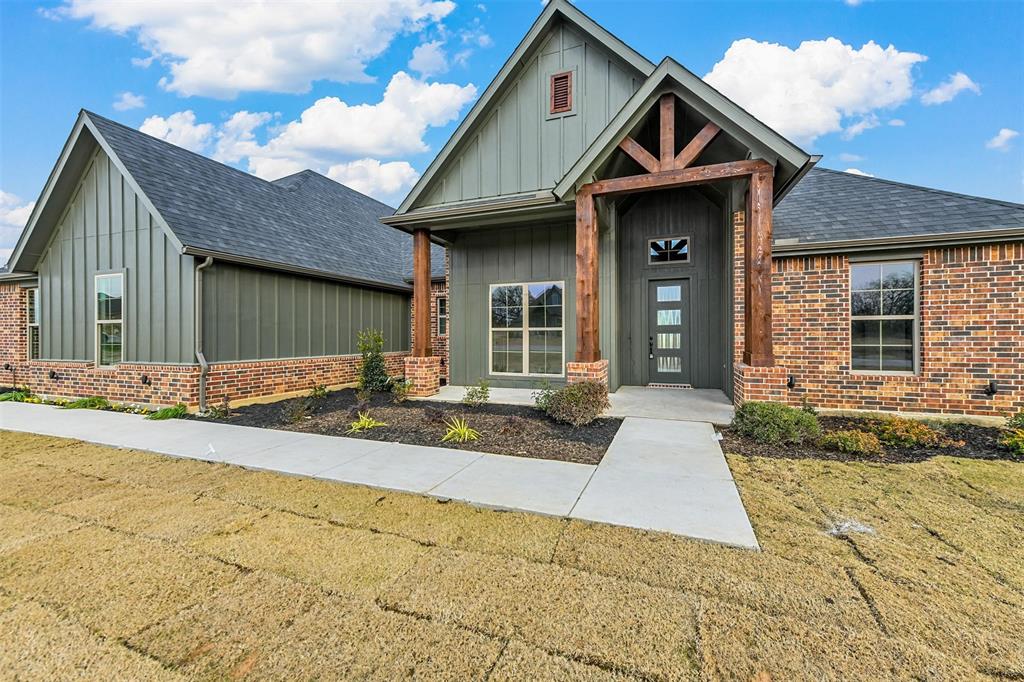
489 282 563 376
437 296 448 336
95 273 124 367
850 261 917 373
26 287 40 360
649 237 690 264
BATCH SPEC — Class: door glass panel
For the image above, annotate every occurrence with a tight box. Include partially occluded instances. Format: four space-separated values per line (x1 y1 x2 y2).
657 356 682 373
656 285 681 302
657 333 681 349
657 309 680 326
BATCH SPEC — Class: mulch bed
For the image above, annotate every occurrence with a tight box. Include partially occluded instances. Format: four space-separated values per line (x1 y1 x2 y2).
195 389 621 465
720 415 1019 464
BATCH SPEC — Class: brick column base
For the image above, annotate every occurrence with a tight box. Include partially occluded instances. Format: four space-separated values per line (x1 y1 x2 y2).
404 356 441 397
734 363 790 405
566 359 609 386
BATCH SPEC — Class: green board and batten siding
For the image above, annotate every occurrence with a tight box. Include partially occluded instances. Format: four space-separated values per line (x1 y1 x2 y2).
415 21 644 208
201 262 410 362
34 147 196 363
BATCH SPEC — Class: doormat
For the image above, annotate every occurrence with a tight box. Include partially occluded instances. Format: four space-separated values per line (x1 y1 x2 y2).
646 383 692 389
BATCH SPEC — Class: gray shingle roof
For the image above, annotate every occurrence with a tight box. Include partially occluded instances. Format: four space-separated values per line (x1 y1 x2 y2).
776 167 1024 247
87 111 443 289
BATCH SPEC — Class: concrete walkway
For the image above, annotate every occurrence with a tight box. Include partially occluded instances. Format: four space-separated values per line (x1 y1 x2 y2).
0 402 758 549
429 384 736 424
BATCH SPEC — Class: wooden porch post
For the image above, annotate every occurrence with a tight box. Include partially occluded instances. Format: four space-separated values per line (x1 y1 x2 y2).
743 170 775 366
412 227 432 357
574 188 600 363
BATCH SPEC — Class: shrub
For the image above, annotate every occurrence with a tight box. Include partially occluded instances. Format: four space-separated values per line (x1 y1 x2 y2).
63 396 111 411
390 378 412 403
818 430 884 456
532 381 556 412
1006 410 1024 431
308 384 328 400
347 411 387 434
870 416 942 448
462 379 490 407
146 403 188 420
441 416 480 443
356 328 390 392
422 406 447 423
541 380 610 427
204 398 230 420
0 388 31 402
284 400 312 424
1000 429 1024 457
731 401 821 445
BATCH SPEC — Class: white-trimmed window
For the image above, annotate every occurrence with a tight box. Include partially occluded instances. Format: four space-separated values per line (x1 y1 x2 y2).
850 261 918 373
437 296 448 336
95 273 124 367
649 236 690 264
489 282 564 376
26 287 40 360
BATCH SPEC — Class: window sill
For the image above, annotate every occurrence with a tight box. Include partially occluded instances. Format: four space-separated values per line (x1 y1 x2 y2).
848 370 919 377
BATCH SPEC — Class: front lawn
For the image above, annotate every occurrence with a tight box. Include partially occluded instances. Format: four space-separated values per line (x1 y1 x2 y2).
1 430 1021 679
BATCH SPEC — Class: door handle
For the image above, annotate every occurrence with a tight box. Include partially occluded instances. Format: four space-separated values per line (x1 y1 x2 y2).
648 336 654 359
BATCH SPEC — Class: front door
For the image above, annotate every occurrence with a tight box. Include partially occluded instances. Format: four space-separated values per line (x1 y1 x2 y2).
647 280 690 385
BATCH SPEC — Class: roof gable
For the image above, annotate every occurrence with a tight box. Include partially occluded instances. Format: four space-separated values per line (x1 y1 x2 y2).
394 0 654 215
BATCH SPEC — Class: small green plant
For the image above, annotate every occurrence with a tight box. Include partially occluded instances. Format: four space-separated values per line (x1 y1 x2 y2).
390 378 412 403
800 396 817 415
308 384 328 400
1000 429 1024 457
63 396 111 411
532 381 556 412
1006 410 1024 431
540 380 610 427
731 401 821 445
284 399 312 424
818 429 884 456
112 403 151 415
441 416 480 443
462 378 490 407
0 388 31 402
347 411 387 434
146 403 188 420
356 328 390 393
870 416 943 448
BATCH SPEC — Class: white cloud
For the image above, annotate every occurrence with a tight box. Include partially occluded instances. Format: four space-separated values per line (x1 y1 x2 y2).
704 37 926 146
921 71 980 105
986 128 1019 151
112 91 145 111
409 40 448 77
139 111 214 152
844 168 874 177
54 0 456 98
888 118 906 127
838 152 864 162
213 111 274 163
844 0 864 6
842 114 880 140
0 248 12 265
326 159 420 202
0 191 36 253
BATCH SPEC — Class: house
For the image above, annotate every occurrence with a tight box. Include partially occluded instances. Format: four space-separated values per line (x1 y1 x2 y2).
385 0 1024 418
0 110 446 410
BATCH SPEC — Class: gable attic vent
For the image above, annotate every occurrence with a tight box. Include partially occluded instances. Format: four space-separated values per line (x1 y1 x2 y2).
550 71 573 114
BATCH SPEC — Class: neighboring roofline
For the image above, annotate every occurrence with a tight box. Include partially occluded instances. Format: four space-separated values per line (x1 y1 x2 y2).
179 247 414 294
810 166 1024 210
554 57 811 201
383 193 563 228
772 227 1024 257
775 155 822 205
0 271 38 283
393 0 655 216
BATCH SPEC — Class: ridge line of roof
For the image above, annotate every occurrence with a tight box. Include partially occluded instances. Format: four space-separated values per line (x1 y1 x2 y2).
808 167 1024 210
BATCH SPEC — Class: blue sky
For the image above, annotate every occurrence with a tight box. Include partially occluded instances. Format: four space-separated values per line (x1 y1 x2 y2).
1 0 1022 258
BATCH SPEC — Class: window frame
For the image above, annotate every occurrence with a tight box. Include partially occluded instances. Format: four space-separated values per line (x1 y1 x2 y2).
647 235 691 266
849 260 920 376
26 287 40 361
94 272 125 368
487 280 565 378
437 295 448 337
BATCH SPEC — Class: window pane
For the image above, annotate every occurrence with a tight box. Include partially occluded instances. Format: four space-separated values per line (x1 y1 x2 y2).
882 263 914 290
528 284 563 329
97 276 123 321
851 291 880 316
657 333 681 349
882 289 914 316
99 323 122 366
437 298 447 316
27 289 38 324
439 317 447 335
851 345 880 371
491 331 523 374
657 309 681 326
29 327 40 360
529 330 562 375
656 285 681 302
881 346 914 372
657 356 682 373
851 264 882 291
649 238 689 263
882 319 913 345
851 320 880 345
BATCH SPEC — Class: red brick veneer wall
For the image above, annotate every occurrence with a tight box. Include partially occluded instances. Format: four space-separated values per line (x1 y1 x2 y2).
0 283 27 374
732 214 1024 418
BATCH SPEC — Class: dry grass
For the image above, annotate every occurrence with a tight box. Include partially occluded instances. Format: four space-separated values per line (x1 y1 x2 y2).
0 431 1021 680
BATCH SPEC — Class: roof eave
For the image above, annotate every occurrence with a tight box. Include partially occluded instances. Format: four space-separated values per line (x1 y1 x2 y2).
772 227 1024 257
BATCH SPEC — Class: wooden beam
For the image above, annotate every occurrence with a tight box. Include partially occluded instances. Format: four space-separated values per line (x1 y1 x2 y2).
617 136 660 174
574 188 600 363
743 170 775 367
586 159 772 198
412 227 432 357
674 121 721 170
659 93 675 167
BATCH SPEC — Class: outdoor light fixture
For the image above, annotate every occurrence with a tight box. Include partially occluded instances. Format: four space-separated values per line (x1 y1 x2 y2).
787 374 796 389
48 370 59 381
2 363 11 371
984 380 998 396
140 374 151 386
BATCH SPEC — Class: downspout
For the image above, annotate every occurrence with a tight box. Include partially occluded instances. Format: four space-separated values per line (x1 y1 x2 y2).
194 257 213 413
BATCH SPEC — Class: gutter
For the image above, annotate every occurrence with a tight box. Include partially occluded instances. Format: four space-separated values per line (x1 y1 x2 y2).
772 227 1024 257
194 256 213 413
